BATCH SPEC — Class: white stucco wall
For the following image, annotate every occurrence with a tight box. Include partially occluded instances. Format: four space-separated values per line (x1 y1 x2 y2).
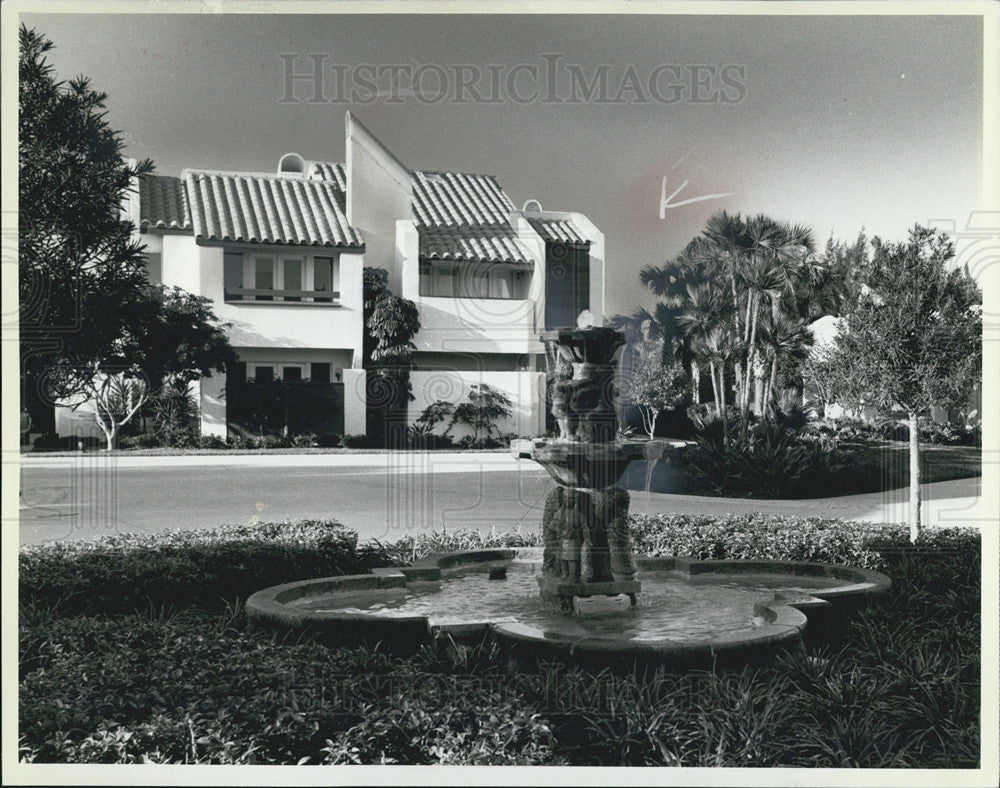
195 372 227 438
346 113 412 293
408 370 545 438
342 368 367 434
569 212 606 323
160 234 201 292
405 220 546 356
206 247 365 359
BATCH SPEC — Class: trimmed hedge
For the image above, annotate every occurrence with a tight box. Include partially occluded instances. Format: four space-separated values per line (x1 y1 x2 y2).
629 513 906 569
19 515 973 616
18 520 386 615
19 518 981 766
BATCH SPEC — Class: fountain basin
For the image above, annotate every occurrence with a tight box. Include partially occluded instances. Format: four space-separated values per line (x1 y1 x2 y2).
246 548 890 667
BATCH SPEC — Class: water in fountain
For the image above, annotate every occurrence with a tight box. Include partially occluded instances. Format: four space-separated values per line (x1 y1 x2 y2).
293 562 845 642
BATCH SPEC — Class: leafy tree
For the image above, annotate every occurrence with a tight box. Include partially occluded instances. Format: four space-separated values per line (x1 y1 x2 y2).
448 384 513 445
415 401 456 435
19 27 236 447
618 214 824 441
623 340 688 439
810 231 870 318
19 26 153 412
834 225 982 541
61 285 235 449
801 344 842 417
135 285 238 387
703 212 815 425
362 268 420 445
755 310 814 417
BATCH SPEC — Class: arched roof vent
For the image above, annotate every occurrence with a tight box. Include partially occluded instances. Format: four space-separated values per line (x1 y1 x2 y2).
278 152 306 175
522 199 543 213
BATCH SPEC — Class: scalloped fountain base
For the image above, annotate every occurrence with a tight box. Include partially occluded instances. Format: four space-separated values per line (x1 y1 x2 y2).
246 548 891 667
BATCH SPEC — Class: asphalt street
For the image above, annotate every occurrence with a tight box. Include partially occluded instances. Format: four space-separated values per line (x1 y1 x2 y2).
15 453 553 546
15 452 989 546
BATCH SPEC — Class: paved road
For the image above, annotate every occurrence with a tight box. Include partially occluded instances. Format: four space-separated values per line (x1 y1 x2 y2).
14 452 991 546
15 453 553 546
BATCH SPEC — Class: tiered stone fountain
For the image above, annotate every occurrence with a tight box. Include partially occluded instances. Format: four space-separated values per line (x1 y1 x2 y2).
511 324 670 613
246 320 892 666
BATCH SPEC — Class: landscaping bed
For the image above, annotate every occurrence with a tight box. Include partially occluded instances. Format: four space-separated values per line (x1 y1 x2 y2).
624 441 981 499
19 518 980 766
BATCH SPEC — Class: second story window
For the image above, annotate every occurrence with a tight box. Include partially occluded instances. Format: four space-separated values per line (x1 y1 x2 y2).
224 251 340 304
419 261 530 300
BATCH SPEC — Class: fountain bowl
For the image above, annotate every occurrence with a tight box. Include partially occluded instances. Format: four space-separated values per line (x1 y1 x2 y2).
510 437 683 489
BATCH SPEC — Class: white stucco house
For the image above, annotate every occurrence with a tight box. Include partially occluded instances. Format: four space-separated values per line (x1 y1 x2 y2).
55 113 605 441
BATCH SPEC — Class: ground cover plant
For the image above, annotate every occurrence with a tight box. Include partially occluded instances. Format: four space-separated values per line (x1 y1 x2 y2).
19 518 979 766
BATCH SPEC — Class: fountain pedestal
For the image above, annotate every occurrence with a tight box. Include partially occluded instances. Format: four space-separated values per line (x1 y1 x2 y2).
513 437 672 612
537 484 641 612
514 324 673 614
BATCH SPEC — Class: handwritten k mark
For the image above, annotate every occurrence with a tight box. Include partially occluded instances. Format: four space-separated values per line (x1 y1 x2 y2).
660 178 734 218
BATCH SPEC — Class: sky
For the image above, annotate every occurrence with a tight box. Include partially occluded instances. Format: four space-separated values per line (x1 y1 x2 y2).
20 9 985 318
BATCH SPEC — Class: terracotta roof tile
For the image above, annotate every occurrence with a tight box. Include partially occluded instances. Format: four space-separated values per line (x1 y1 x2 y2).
419 227 533 265
138 175 191 231
412 171 515 228
183 171 363 248
526 217 590 245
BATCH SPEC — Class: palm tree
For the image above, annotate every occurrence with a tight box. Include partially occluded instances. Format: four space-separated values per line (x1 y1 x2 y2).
705 212 816 424
756 310 815 417
618 237 721 405
675 282 736 421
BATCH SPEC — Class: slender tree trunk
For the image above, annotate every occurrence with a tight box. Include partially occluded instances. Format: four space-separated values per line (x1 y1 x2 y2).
765 356 779 417
709 361 721 418
908 411 921 543
718 364 730 446
741 292 755 417
691 360 700 404
733 364 743 415
746 294 760 406
753 356 767 417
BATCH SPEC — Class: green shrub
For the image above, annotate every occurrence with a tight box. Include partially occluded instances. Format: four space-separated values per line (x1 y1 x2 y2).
628 512 980 571
18 517 980 767
371 526 542 566
148 383 200 447
197 434 228 449
19 520 386 615
18 610 414 764
320 693 559 765
807 416 982 447
628 513 894 567
31 431 66 451
118 433 162 449
686 418 873 498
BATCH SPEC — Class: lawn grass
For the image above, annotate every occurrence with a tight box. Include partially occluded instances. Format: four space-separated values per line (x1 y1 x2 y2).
18 519 980 766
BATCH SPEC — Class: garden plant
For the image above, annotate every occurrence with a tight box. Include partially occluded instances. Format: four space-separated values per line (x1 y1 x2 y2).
19 517 980 767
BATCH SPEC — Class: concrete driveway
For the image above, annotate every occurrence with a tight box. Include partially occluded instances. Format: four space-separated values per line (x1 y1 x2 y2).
14 451 990 546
